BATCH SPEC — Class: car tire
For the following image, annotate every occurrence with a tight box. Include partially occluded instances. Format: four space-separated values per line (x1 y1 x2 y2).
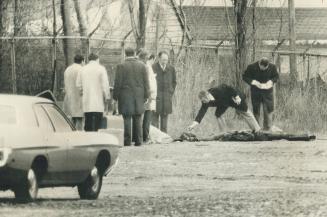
14 168 39 203
78 167 103 200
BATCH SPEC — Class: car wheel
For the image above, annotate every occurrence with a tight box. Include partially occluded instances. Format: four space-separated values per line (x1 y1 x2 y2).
78 167 103 200
14 168 39 202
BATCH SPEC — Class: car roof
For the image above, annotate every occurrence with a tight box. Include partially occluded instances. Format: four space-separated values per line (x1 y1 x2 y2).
0 94 53 107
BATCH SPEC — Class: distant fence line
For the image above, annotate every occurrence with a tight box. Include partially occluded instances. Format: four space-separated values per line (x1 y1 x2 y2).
1 35 327 97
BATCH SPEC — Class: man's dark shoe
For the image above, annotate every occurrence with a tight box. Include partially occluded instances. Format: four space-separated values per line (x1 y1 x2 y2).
135 143 142 146
124 144 131 147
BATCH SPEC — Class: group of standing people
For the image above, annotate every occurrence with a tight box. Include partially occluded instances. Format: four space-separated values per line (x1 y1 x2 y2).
63 48 177 147
113 48 176 146
63 53 110 132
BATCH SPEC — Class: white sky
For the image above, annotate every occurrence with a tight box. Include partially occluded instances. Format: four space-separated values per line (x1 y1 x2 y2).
183 0 327 7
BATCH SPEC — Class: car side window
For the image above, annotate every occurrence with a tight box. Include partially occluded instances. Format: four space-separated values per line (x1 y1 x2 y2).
42 104 73 132
34 105 54 132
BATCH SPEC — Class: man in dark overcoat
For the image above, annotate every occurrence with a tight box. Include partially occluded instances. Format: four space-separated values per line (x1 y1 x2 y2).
243 57 279 131
152 51 177 133
113 48 150 146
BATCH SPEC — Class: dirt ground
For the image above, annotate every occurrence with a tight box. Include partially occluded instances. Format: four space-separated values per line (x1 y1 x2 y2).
1 140 327 217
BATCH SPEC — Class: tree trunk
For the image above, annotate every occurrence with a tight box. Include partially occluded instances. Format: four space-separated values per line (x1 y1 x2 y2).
234 0 248 90
73 0 88 56
0 0 5 92
60 0 74 67
288 0 297 85
137 0 146 50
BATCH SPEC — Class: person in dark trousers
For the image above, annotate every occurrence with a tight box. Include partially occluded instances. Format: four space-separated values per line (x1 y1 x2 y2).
76 53 110 132
243 57 279 131
113 48 150 146
138 51 157 143
187 84 261 132
152 51 177 133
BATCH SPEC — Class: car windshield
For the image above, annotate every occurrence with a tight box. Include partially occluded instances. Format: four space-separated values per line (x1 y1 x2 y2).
0 105 16 124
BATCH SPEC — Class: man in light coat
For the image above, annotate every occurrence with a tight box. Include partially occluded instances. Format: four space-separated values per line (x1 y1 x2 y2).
63 54 84 130
113 48 150 146
76 53 110 132
152 51 177 133
138 51 157 143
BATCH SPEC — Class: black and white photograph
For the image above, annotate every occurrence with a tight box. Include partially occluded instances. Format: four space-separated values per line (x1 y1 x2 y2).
0 0 326 216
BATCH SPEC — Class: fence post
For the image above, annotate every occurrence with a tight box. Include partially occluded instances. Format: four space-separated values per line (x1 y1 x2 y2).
121 41 125 63
10 38 17 94
85 37 90 62
51 37 57 95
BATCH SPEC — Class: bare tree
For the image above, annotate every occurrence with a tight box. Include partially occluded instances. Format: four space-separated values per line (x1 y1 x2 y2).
127 0 151 50
60 0 74 66
73 0 88 55
233 0 248 90
0 0 8 91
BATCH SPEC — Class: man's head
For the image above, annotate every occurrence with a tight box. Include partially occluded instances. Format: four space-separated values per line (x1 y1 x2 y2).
88 53 99 62
74 54 85 65
198 90 211 104
125 47 135 57
138 49 149 63
259 57 269 71
158 51 169 66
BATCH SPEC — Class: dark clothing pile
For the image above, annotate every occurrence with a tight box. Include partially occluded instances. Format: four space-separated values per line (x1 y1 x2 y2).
175 131 316 142
195 84 248 123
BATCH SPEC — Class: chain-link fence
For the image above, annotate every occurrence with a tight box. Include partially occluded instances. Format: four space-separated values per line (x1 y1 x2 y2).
1 36 327 135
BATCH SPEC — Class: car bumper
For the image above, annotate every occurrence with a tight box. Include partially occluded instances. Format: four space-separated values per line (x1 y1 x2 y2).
0 166 26 190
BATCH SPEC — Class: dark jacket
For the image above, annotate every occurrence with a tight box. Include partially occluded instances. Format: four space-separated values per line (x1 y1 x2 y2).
243 61 279 93
113 58 150 115
195 84 248 123
152 62 177 114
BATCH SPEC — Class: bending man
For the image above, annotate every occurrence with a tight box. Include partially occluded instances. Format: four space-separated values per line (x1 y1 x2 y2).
187 84 261 132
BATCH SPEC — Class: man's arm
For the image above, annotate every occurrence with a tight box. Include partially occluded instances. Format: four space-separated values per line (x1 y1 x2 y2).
242 65 254 85
113 65 122 101
172 66 177 93
270 64 279 83
194 103 209 124
143 65 150 100
101 67 110 100
76 69 83 95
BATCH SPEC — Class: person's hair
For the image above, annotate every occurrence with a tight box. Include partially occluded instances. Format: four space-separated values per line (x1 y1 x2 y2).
138 50 149 61
158 50 169 58
259 57 269 67
88 53 99 61
148 54 155 61
125 47 135 57
74 54 84 64
198 90 209 100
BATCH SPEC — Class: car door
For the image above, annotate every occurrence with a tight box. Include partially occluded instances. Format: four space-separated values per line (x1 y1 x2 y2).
34 104 69 185
42 103 91 183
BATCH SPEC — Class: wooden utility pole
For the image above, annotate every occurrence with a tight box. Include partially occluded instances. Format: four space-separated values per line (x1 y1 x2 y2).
288 0 297 84
251 0 256 62
154 2 161 55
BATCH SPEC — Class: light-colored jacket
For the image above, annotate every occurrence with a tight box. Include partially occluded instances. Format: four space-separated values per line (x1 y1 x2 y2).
76 61 110 113
63 63 83 117
144 61 157 111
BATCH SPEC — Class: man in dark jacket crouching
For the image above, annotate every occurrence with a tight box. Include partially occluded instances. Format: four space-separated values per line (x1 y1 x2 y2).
187 84 261 132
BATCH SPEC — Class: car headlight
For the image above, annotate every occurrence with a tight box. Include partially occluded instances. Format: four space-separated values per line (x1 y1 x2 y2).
0 148 12 167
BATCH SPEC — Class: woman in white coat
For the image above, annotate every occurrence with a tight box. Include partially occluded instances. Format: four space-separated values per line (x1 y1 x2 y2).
138 51 157 142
